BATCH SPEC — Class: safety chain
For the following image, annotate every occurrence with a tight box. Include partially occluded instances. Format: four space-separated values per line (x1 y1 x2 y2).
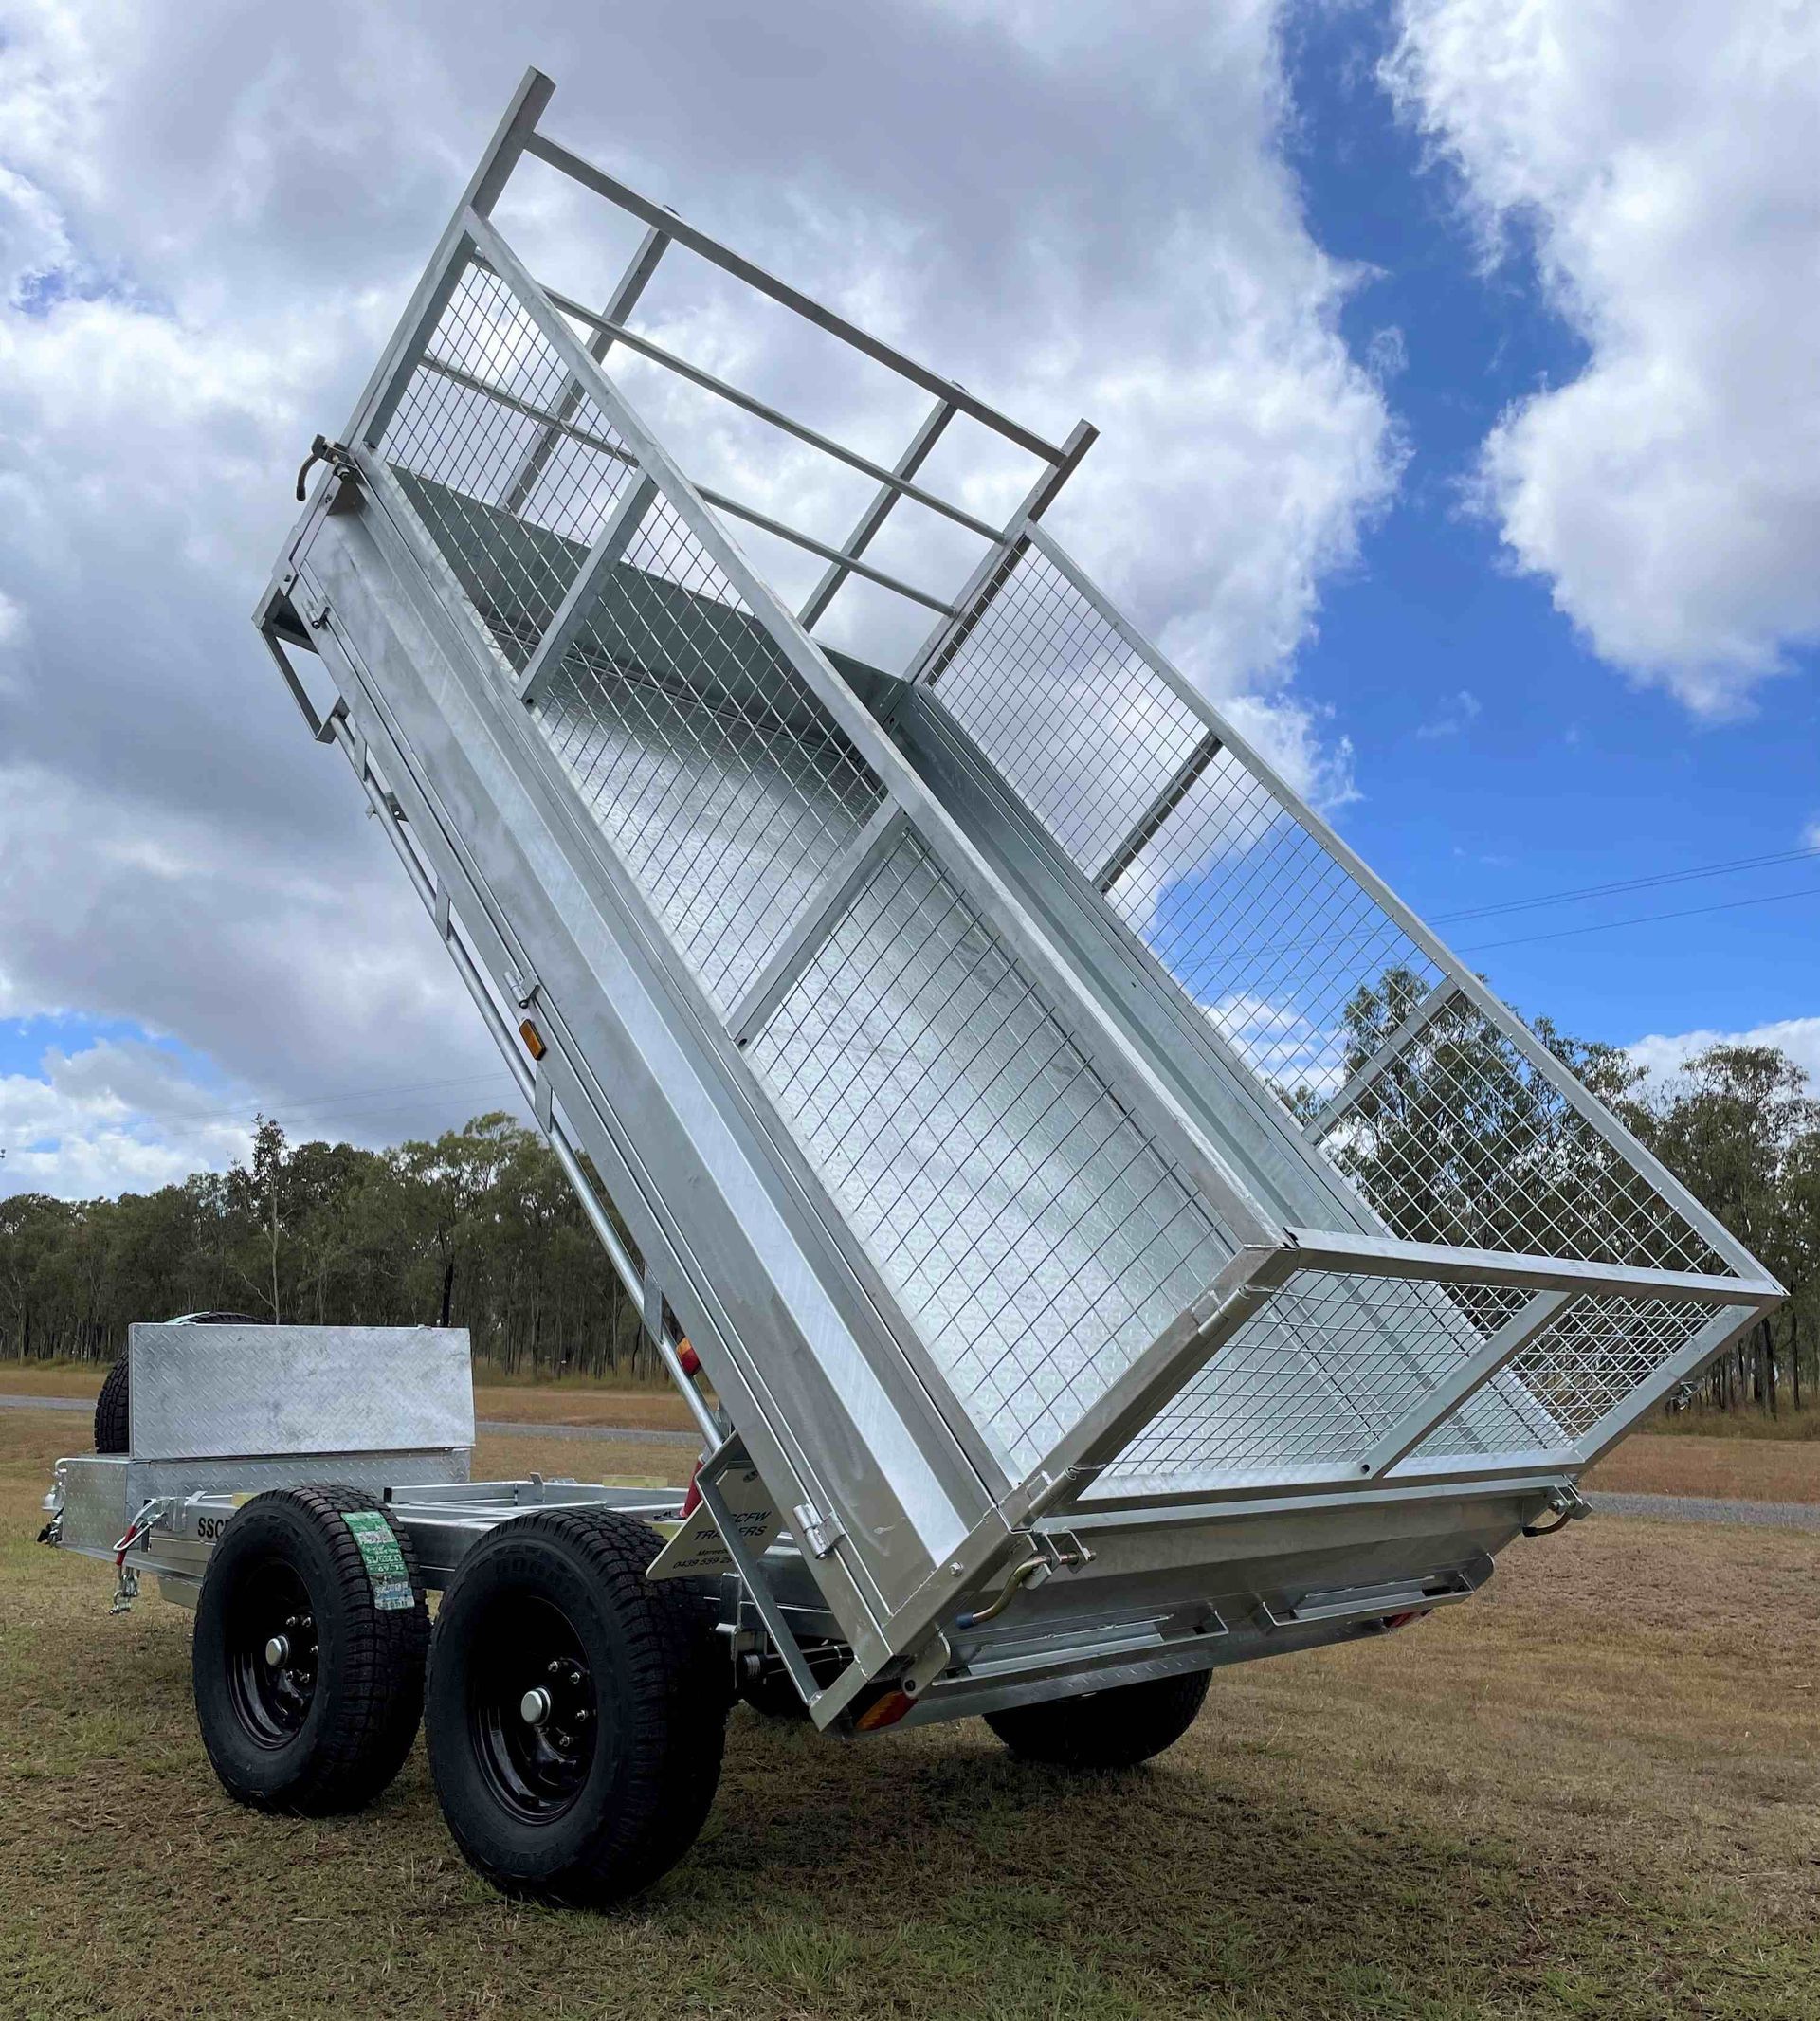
108 1499 165 1614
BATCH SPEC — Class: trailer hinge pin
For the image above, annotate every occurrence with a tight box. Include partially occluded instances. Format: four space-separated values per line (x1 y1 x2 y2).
792 1501 845 1559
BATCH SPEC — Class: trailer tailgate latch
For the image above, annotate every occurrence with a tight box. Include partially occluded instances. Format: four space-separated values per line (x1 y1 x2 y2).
1522 1484 1590 1537
296 433 360 502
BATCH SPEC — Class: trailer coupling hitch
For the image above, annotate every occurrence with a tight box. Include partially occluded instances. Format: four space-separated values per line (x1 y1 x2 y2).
296 433 360 502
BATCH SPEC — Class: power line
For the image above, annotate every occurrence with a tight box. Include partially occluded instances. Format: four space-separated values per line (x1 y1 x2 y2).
1455 883 1820 954
1429 843 1820 927
26 845 1818 1146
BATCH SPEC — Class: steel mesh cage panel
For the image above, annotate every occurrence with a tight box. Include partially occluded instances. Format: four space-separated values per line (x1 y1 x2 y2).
1086 1270 1547 1496
1444 1293 1720 1449
925 539 1735 1283
928 542 1444 1095
748 826 1236 1475
332 166 1767 1518
380 260 643 669
380 259 887 1018
1316 987 1731 1275
529 487 885 1015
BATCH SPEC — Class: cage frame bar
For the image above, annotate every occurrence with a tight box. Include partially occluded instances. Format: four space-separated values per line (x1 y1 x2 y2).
1005 519 1769 1284
727 804 909 1046
1301 978 1460 1142
1361 1287 1573 1477
502 223 671 518
522 124 1069 466
532 283 1000 543
411 331 959 617
801 398 956 630
518 469 658 702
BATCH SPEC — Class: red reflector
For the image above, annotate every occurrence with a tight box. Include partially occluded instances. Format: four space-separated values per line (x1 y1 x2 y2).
679 1462 702 1520
853 1688 915 1734
677 1338 701 1378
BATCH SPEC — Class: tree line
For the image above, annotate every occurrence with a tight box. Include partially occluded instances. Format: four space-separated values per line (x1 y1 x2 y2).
0 1012 1815 1417
1299 976 1817 1421
0 1114 647 1380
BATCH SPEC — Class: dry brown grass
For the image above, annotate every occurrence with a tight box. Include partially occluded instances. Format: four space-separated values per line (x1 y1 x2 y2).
3 1405 1817 2019
0 1360 103 1398
0 1358 700 1433
19 1359 1820 1501
1587 1433 1820 1502
471 1384 696 1432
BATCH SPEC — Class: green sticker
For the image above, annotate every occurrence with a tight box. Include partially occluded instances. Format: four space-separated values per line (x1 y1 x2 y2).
343 1509 415 1611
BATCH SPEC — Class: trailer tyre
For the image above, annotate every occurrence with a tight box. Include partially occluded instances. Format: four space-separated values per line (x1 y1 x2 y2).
94 1313 266 1454
425 1507 727 1908
192 1486 429 1815
985 1667 1211 1770
92 1355 131 1453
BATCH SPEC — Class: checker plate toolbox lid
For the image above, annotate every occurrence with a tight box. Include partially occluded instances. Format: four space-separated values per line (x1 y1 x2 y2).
256 71 1778 1709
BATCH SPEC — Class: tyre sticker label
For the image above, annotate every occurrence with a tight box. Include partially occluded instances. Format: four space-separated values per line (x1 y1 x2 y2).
341 1510 415 1611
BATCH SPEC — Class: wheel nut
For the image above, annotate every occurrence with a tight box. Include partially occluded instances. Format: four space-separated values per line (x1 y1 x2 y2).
519 1686 553 1725
264 1634 290 1667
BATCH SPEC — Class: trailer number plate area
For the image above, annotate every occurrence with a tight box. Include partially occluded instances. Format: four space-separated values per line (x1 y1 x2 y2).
342 1511 416 1611
646 1467 781 1581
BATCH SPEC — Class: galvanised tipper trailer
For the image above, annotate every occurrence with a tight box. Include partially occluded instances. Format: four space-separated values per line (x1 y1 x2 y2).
44 68 1779 1907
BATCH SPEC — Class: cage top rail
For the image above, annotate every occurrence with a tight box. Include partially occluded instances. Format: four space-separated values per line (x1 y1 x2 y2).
522 275 1007 544
520 124 1074 468
354 68 1089 641
411 344 960 617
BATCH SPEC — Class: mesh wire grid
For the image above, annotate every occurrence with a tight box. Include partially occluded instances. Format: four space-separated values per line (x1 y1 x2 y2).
375 257 1737 1493
1318 992 1731 1275
749 826 1237 1478
381 260 644 670
1089 1267 1548 1496
1466 1293 1720 1447
926 541 1730 1278
380 259 886 1016
529 482 885 1015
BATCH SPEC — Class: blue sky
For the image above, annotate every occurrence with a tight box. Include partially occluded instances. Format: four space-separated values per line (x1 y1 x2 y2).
1281 5 1820 1050
0 1 1813 1199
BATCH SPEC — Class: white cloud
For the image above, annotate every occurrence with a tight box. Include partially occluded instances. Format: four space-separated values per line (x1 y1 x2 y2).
1803 816 1820 850
0 2 1397 1197
1414 687 1481 740
1386 1 1820 712
0 1038 251 1199
1629 1015 1820 1090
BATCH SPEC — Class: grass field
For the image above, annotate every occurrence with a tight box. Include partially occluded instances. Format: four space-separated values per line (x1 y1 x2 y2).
3 1407 1818 2020
1587 1433 1820 1503
0 1356 699 1434
12 1356 1820 1501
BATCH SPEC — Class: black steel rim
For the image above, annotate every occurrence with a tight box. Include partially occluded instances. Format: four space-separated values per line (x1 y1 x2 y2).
469 1594 599 1823
226 1557 318 1748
